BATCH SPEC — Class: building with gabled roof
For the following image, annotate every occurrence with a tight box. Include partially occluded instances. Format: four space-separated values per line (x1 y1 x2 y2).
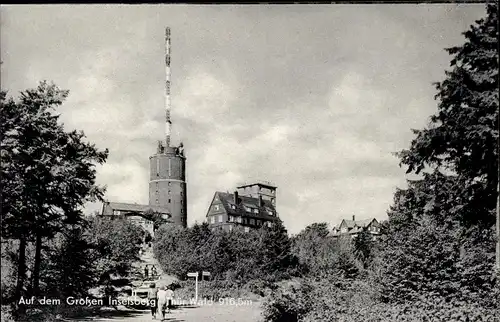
206 182 280 232
331 215 381 240
101 201 171 237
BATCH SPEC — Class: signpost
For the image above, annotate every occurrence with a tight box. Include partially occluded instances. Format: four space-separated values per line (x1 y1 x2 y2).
201 271 210 298
187 272 198 302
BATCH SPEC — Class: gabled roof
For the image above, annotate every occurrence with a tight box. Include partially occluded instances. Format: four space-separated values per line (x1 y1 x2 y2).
341 219 356 229
338 218 378 230
208 192 278 221
102 202 171 217
355 218 377 227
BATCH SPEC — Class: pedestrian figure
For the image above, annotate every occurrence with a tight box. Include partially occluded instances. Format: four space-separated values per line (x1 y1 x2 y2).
151 265 157 277
148 283 158 320
157 286 167 320
144 265 149 279
165 286 174 313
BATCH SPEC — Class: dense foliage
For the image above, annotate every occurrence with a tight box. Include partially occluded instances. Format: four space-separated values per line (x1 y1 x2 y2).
85 216 144 282
154 220 299 291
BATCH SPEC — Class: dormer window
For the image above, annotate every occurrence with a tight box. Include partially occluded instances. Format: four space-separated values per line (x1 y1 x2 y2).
253 208 259 214
214 205 220 211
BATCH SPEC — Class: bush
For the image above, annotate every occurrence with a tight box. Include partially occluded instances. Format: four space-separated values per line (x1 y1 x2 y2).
263 276 499 322
261 279 315 322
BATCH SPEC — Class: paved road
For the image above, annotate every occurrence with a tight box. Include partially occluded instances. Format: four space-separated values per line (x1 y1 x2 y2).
68 301 263 322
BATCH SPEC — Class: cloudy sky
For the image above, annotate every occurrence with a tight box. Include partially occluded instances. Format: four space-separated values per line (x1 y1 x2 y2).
1 4 487 234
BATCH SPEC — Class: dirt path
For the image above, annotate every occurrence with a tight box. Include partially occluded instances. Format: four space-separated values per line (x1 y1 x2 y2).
68 301 263 322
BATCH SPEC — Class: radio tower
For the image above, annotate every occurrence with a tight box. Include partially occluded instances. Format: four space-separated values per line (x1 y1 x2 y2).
149 27 188 227
165 27 172 148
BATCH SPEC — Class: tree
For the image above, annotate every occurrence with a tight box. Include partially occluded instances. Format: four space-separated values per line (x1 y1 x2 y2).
1 82 108 316
379 205 462 303
291 222 331 275
257 220 298 281
42 228 98 299
397 4 498 232
353 228 374 269
85 216 143 282
143 209 170 232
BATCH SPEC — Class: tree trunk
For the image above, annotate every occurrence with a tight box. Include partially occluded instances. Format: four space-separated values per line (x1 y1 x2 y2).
496 180 499 272
31 233 42 297
14 235 27 317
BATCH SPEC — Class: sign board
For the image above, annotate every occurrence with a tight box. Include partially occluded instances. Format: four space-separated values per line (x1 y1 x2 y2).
202 271 211 276
187 272 198 277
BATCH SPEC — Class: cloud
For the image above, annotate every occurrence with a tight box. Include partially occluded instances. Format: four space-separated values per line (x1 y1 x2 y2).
0 4 487 234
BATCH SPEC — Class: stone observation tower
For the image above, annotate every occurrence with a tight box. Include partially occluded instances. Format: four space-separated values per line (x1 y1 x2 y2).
148 27 187 227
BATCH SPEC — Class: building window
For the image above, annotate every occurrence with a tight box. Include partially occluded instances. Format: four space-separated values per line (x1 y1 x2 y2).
236 216 242 223
249 218 255 225
229 216 234 222
168 199 171 203
168 190 171 195
229 225 233 231
244 227 250 233
211 216 216 224
257 220 261 226
181 209 183 214
218 215 223 223
253 208 258 214
214 205 220 211
168 182 171 186
230 204 236 210
244 206 251 212
267 221 273 228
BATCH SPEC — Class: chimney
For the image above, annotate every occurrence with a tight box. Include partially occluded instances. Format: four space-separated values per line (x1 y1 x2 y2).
352 215 355 221
234 191 239 204
258 195 263 207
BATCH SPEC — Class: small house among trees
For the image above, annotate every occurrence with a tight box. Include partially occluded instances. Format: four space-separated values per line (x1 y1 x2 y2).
331 216 381 240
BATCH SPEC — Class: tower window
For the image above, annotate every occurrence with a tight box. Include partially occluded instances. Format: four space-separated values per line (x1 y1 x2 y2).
168 190 171 195
168 182 171 186
168 199 171 203
214 205 219 211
